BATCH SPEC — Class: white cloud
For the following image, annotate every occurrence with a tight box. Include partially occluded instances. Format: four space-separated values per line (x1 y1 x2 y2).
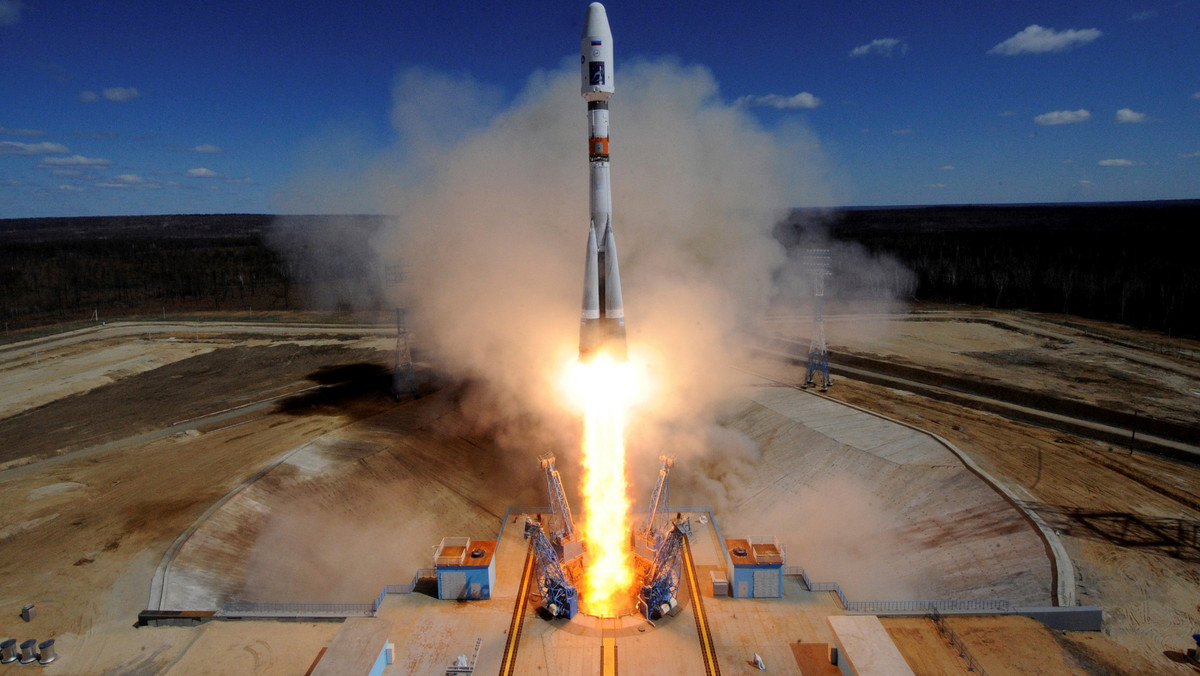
0 141 69 155
0 126 46 136
1130 10 1157 20
224 176 255 184
0 0 21 26
926 183 947 188
941 165 955 171
1115 108 1146 123
989 25 1102 55
891 128 913 135
850 38 908 58
734 92 822 109
1034 109 1091 125
1098 158 1138 166
57 184 85 192
1193 92 1200 100
103 87 141 102
79 90 99 103
97 174 163 189
1179 150 1200 159
76 131 119 140
187 167 219 177
192 144 222 153
998 111 1016 117
38 154 111 167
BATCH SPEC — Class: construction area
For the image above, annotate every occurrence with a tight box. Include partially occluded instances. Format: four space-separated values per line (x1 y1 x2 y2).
1 309 1198 674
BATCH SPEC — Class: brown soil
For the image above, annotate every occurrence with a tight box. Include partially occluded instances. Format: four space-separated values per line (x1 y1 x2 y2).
0 328 399 675
0 342 389 466
753 309 1200 673
2 311 1197 674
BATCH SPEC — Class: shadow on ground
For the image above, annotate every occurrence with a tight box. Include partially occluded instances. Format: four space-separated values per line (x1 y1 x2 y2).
1027 502 1200 562
273 363 396 414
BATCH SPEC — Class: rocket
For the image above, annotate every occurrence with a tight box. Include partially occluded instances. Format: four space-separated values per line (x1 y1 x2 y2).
579 2 627 362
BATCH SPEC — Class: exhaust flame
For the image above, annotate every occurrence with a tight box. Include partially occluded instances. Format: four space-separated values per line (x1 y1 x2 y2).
567 353 636 615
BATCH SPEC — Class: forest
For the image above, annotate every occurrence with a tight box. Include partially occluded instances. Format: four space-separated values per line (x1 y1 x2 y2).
1 201 1196 338
779 200 1199 338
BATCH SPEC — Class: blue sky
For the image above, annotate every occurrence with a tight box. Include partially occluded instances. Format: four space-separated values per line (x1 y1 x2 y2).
2 0 1198 217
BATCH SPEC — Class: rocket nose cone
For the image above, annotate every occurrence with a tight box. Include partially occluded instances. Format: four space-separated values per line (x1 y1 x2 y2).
583 3 611 38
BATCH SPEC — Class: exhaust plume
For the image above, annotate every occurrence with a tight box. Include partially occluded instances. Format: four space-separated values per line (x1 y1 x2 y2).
274 56 851 492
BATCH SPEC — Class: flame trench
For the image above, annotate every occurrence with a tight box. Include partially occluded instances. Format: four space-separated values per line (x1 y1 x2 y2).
572 355 634 615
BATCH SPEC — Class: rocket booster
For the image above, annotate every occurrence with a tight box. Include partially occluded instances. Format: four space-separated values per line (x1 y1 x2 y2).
579 2 627 362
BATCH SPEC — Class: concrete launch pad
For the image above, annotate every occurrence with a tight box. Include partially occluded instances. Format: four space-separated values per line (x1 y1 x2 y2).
143 372 1054 672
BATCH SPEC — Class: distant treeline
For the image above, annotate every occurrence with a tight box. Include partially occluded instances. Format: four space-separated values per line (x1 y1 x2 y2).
778 200 1199 338
0 214 386 331
2 203 1197 337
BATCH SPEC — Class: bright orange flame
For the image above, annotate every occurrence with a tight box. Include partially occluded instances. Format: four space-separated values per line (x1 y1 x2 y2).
569 353 635 615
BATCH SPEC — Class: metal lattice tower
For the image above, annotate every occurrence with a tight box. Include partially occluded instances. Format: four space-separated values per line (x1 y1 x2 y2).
385 262 417 398
540 455 575 544
523 520 579 618
801 249 833 392
638 523 684 620
393 308 416 398
639 456 673 546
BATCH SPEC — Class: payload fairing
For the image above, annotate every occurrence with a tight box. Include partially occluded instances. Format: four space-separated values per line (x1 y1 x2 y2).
578 2 627 362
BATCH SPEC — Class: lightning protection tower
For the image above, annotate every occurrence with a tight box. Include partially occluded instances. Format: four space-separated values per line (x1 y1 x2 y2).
393 308 416 398
385 262 416 398
801 249 833 392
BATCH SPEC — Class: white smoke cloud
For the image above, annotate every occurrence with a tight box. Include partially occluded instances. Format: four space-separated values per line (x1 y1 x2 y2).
989 25 1101 55
374 59 822 457
272 58 906 508
187 167 218 177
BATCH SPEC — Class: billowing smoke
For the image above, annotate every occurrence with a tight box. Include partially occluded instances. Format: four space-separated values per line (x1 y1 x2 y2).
272 58 912 503
375 59 836 457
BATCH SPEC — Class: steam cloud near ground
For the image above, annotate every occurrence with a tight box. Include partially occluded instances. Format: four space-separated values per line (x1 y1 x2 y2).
271 58 916 590
279 58 855 456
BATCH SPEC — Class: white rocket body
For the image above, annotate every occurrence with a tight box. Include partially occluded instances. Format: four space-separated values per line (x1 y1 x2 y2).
579 2 627 362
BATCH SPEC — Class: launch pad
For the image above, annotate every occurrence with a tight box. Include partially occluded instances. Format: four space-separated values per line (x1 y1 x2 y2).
5 312 1191 673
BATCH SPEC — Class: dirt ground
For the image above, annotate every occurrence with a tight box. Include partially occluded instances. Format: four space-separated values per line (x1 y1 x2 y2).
763 308 1200 431
1 312 1198 674
0 324 399 674
754 308 1200 674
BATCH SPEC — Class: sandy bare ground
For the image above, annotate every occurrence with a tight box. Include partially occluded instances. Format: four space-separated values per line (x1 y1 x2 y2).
764 308 1200 431
751 309 1200 673
159 388 547 610
0 323 398 674
2 314 1196 674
